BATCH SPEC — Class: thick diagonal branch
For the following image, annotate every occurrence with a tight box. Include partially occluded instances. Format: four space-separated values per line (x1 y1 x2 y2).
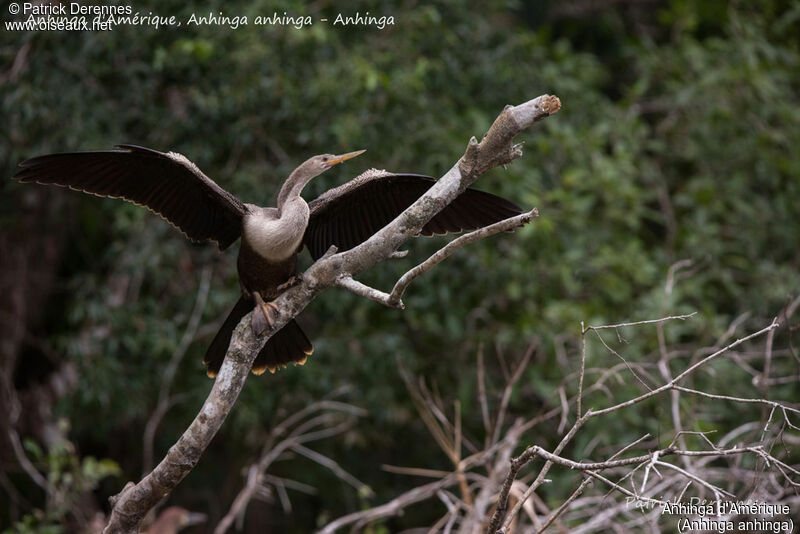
103 94 561 533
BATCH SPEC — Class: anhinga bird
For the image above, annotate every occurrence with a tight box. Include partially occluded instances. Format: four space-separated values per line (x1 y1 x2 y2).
13 145 521 376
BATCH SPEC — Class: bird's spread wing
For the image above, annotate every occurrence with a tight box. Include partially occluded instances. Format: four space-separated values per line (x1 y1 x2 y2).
304 171 522 260
13 144 247 250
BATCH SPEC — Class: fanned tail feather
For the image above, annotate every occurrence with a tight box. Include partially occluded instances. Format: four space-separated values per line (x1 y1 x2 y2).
204 296 312 377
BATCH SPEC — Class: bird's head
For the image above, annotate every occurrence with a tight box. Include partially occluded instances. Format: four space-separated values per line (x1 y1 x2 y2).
279 150 366 208
303 149 366 178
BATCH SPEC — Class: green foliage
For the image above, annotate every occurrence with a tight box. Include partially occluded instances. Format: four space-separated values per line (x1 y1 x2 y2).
2 0 798 531
3 433 119 534
3 514 60 534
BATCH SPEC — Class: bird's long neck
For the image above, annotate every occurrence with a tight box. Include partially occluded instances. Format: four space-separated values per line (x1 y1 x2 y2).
240 164 314 262
277 167 314 214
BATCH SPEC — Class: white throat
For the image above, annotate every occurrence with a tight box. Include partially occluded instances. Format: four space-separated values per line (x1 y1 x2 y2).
243 198 309 261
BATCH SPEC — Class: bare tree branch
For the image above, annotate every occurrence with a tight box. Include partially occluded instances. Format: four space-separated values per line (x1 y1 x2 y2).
334 275 404 309
319 421 531 534
336 210 537 309
388 209 538 306
317 304 798 534
102 94 561 533
490 317 782 533
591 319 779 418
215 396 366 534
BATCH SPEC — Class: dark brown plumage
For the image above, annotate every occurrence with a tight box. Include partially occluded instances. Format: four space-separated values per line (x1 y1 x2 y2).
306 172 522 259
14 145 246 249
13 145 522 377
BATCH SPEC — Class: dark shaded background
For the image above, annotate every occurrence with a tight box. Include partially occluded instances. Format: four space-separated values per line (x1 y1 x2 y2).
2 0 798 532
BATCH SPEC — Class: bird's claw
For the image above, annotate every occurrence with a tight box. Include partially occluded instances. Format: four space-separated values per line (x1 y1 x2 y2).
276 274 303 293
252 301 279 335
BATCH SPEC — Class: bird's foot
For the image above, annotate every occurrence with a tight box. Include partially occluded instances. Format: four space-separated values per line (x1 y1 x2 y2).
252 296 280 336
276 274 303 293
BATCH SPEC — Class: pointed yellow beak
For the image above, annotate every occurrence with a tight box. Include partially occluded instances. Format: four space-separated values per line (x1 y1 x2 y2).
326 149 366 167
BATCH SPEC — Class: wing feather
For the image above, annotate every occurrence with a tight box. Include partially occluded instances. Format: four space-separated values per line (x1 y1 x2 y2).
304 172 522 260
13 144 247 250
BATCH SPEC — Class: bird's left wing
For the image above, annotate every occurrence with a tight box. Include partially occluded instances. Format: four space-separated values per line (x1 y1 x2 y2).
13 145 247 250
304 171 522 260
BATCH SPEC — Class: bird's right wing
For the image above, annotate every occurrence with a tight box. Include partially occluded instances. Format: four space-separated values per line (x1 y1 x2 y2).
13 144 247 250
304 171 522 260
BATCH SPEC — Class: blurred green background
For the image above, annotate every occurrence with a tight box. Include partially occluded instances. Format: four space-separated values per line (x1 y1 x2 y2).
1 0 798 532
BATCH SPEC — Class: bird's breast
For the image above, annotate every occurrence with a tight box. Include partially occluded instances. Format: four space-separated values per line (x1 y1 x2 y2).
242 203 308 262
